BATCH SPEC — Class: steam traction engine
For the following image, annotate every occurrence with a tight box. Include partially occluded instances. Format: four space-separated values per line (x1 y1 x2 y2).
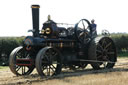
9 5 117 77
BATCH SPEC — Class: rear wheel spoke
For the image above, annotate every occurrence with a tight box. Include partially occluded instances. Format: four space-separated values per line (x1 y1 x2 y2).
105 42 111 49
107 51 115 55
101 39 106 47
96 50 102 54
97 55 102 59
98 44 103 50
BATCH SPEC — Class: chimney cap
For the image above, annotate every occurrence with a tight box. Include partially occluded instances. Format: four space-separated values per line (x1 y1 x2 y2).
31 5 40 8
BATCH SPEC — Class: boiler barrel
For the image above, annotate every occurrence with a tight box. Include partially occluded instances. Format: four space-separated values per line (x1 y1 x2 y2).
31 5 40 37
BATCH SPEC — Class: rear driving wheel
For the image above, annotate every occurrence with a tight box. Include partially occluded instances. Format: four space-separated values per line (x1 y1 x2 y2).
36 47 62 78
88 36 117 69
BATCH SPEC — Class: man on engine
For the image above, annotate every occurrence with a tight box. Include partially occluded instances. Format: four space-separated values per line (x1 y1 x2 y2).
91 19 97 37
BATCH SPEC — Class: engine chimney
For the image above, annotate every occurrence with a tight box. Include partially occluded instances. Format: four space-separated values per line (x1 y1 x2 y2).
31 5 40 37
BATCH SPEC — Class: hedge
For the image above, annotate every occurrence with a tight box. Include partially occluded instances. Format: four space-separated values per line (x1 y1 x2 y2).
0 37 24 66
111 33 128 53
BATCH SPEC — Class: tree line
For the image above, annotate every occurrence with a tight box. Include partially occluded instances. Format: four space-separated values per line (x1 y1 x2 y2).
0 37 24 65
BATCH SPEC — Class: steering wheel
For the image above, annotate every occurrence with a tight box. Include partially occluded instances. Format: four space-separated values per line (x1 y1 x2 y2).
75 19 92 44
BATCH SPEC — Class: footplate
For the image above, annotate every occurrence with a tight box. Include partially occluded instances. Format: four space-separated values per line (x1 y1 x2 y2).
16 59 34 66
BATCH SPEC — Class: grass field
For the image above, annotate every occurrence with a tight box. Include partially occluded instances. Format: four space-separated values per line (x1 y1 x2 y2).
1 58 128 85
0 66 8 71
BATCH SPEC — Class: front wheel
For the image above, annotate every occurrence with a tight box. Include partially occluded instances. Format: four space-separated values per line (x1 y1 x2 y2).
35 47 62 78
9 46 35 76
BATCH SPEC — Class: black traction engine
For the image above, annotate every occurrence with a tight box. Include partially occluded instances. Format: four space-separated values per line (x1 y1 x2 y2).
9 5 117 78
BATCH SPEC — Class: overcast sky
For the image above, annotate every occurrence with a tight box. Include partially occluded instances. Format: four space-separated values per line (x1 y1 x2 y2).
0 0 128 36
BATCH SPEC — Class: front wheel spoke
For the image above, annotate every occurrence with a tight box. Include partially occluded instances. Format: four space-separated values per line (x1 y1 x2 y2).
46 66 50 76
24 66 26 74
49 65 51 76
42 64 47 69
44 55 49 61
42 67 47 74
49 65 55 73
16 66 21 72
51 64 56 70
53 53 58 58
22 66 24 74
42 60 48 64
48 49 53 58
16 53 22 58
46 66 48 76
51 64 56 72
23 66 25 74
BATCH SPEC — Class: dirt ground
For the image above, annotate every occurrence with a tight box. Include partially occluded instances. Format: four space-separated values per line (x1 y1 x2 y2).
1 58 128 85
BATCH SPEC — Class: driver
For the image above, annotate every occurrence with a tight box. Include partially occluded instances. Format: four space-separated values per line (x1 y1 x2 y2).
91 19 97 36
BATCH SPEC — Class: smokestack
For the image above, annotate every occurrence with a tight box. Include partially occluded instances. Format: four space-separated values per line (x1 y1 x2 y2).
31 5 40 37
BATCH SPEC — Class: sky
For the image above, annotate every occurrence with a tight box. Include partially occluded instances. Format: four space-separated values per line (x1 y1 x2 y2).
0 0 128 36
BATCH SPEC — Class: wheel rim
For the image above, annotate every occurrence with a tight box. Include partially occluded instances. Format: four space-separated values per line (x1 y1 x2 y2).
96 37 117 68
9 47 34 75
36 47 62 77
